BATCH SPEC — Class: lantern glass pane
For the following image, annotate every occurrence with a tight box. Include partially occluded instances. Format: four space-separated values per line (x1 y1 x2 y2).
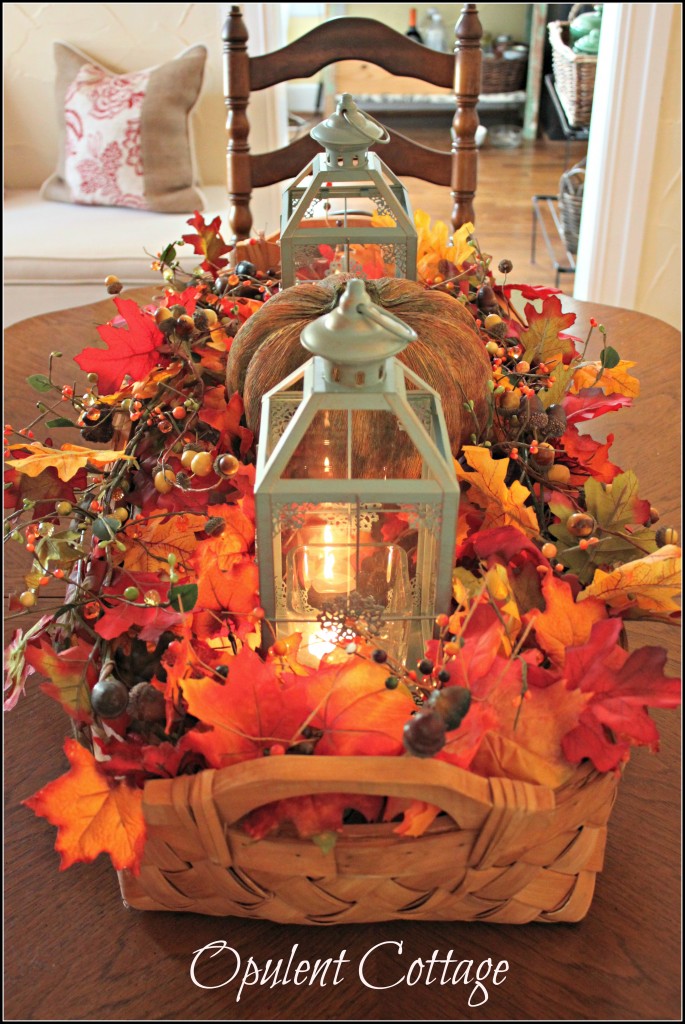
291 241 407 281
282 408 432 480
274 497 443 663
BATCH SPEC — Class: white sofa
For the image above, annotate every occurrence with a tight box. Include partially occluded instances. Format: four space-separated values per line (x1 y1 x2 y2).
3 185 281 328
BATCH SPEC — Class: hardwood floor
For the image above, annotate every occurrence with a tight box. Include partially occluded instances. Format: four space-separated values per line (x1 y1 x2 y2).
396 122 588 294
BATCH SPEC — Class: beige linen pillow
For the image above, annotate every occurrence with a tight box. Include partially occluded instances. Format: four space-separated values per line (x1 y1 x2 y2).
41 42 207 213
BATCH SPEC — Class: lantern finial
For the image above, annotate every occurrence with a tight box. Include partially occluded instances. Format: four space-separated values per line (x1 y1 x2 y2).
301 279 417 386
310 94 389 169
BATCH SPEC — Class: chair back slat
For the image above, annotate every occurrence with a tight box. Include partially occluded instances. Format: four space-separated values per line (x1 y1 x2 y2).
249 18 454 92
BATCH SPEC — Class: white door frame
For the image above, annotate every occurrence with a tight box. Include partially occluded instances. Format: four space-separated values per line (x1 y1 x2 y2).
573 2 674 308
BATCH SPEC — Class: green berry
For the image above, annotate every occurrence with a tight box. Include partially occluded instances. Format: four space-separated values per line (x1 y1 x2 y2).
123 586 140 601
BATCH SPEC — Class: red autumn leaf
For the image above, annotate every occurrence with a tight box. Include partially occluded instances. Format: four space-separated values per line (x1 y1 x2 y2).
74 297 165 394
95 573 185 642
503 282 563 301
94 735 194 785
441 604 505 696
560 425 623 484
198 388 253 455
24 738 146 874
181 211 232 273
562 387 633 424
160 286 198 314
181 647 309 767
242 793 384 841
24 635 98 722
438 699 500 770
303 659 416 757
561 618 681 771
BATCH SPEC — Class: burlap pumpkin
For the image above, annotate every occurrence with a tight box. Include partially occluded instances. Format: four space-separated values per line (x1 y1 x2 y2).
227 276 491 477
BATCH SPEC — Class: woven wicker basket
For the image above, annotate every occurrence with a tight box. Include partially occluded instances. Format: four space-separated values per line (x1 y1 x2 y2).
559 161 585 254
548 5 598 128
118 755 619 923
481 54 528 94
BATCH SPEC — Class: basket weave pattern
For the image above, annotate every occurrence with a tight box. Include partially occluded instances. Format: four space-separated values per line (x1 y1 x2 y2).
481 56 527 94
118 756 619 924
548 13 597 128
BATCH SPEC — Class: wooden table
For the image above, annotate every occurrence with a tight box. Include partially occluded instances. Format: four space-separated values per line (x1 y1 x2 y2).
4 290 681 1021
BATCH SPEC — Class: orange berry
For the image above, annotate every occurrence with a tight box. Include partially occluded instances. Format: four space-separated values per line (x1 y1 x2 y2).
272 640 288 657
541 542 557 559
19 591 37 608
172 406 187 420
435 613 449 628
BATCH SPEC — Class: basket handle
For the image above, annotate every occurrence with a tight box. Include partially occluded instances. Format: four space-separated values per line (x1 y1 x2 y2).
210 754 556 831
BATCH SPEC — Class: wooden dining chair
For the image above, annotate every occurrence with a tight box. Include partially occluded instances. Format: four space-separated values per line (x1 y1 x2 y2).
223 4 483 241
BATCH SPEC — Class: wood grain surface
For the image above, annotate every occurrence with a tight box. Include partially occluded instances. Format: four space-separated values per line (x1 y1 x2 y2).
4 289 681 1021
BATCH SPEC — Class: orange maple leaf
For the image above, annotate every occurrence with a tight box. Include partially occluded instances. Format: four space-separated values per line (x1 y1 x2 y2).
122 511 207 574
520 295 577 366
5 443 135 482
304 659 416 757
190 505 257 616
24 738 146 874
181 647 309 767
455 446 540 538
527 571 607 667
571 359 640 398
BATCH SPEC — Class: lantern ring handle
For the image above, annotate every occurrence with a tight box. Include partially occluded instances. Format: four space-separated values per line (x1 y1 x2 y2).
341 107 391 146
356 303 418 343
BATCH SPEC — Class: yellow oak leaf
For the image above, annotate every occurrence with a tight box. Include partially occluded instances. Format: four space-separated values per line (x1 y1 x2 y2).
122 512 207 573
528 571 607 667
24 738 146 874
580 545 681 620
5 442 135 482
570 359 640 397
455 446 540 538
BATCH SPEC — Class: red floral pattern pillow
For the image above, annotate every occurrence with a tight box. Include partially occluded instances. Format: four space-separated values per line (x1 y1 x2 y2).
42 42 207 213
63 64 149 208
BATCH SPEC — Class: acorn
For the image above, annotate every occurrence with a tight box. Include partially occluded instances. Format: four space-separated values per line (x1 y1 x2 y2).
544 405 568 438
80 405 115 443
403 710 447 757
158 317 177 337
105 274 123 295
213 453 240 478
521 394 548 431
428 686 471 731
499 391 521 417
656 526 679 547
477 284 499 315
127 682 166 724
567 512 596 537
91 677 129 719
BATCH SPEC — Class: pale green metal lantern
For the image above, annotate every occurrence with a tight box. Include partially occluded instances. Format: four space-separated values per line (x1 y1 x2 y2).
254 278 459 667
280 94 418 288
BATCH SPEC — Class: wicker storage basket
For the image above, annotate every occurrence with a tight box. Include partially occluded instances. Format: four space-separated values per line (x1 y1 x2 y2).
548 5 598 128
481 54 528 94
118 755 619 924
559 161 585 254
